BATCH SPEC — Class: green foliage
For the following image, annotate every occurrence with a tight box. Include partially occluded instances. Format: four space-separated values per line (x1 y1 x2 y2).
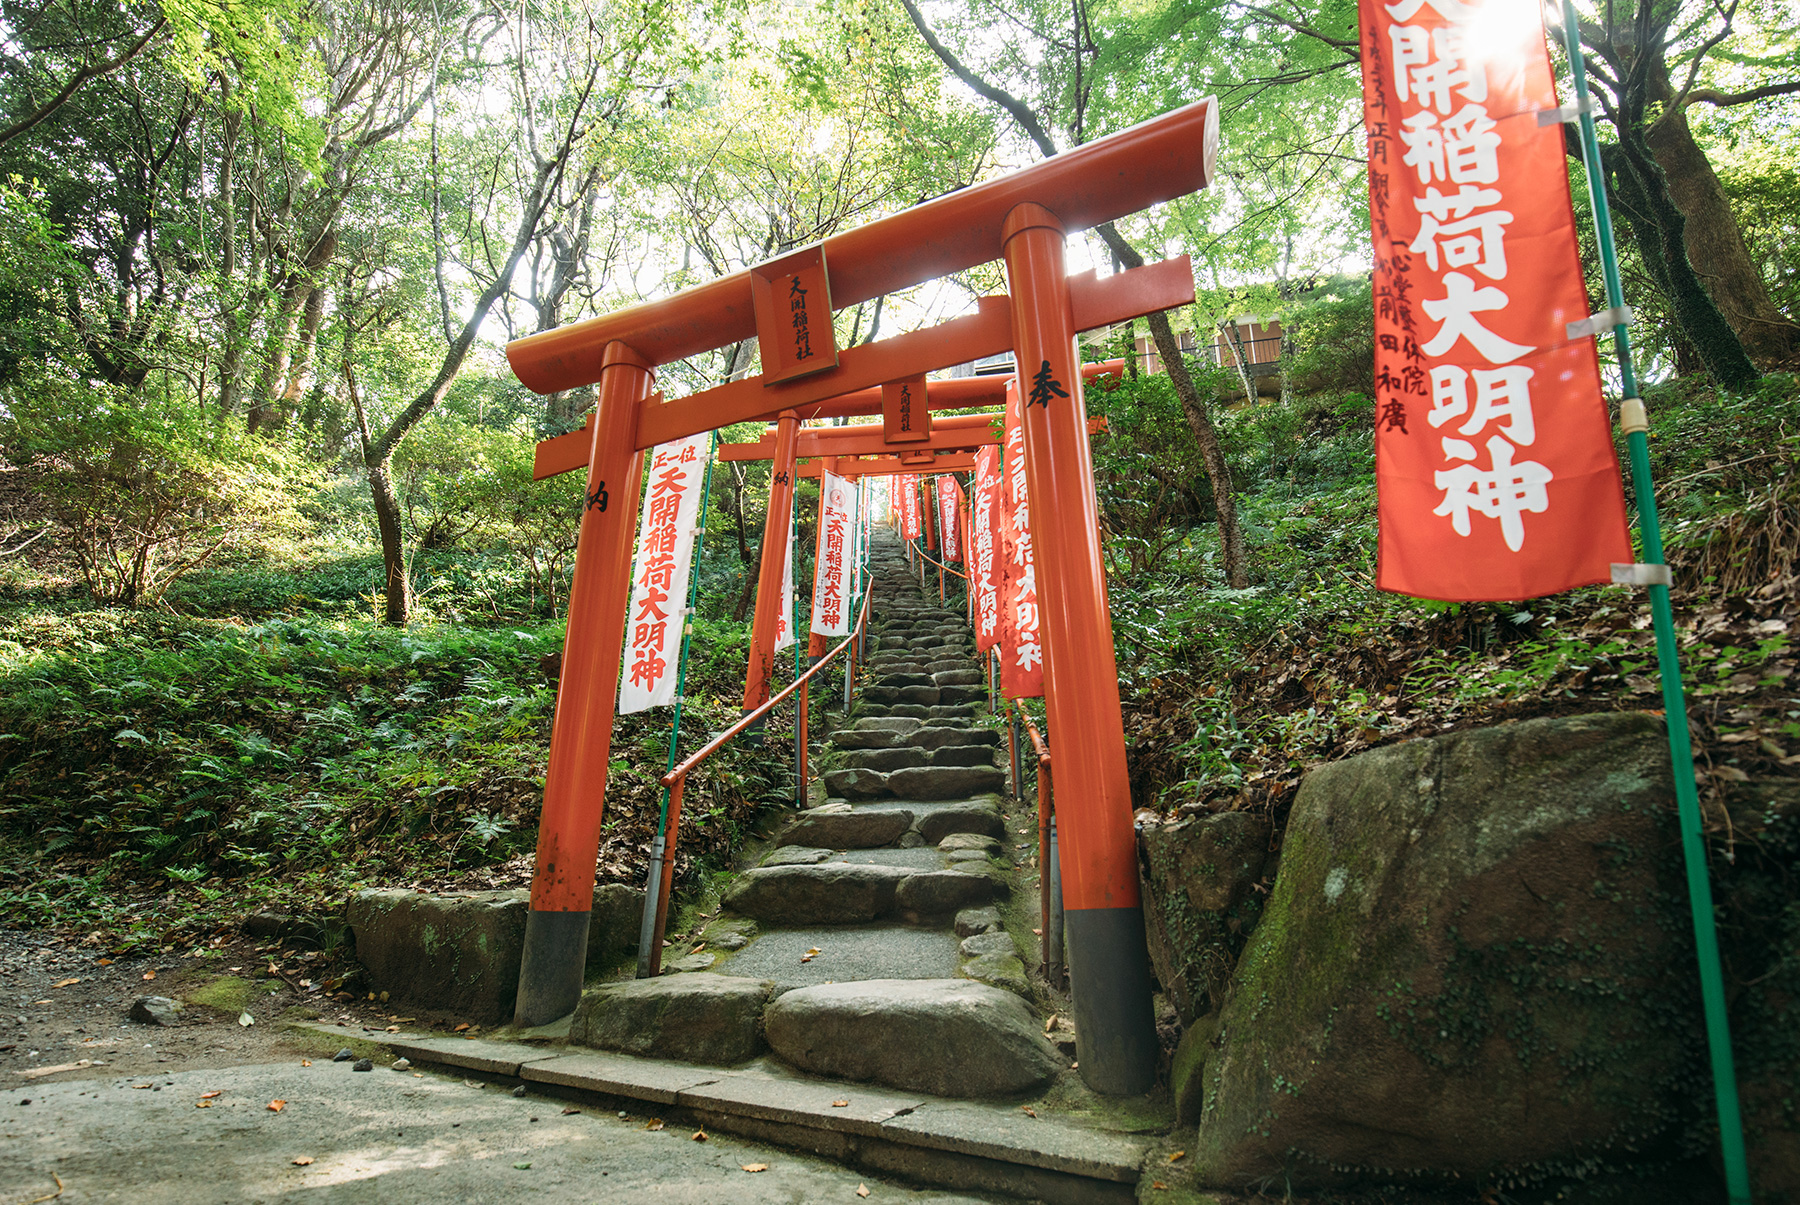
2 385 318 605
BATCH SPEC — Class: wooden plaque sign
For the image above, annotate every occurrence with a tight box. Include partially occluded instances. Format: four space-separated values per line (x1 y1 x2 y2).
750 245 839 384
881 373 931 443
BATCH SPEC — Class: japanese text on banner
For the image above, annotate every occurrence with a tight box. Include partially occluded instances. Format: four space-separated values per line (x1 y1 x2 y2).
810 470 855 637
1360 0 1629 600
972 445 1003 654
999 386 1044 699
936 476 962 563
775 510 796 652
619 433 709 714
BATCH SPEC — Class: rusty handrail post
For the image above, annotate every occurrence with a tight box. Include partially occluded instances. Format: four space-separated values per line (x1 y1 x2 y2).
797 673 810 807
646 773 686 978
640 592 873 970
1016 705 1061 986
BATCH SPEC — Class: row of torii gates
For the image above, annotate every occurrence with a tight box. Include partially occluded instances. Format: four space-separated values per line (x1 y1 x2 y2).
506 98 1219 1096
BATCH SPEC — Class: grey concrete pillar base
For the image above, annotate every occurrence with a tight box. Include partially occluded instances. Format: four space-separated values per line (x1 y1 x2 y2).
1066 906 1158 1096
740 706 766 747
514 908 591 1028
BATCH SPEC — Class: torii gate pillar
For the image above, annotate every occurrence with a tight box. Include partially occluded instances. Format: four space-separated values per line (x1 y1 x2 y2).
1003 204 1157 1094
741 412 802 739
516 343 653 1026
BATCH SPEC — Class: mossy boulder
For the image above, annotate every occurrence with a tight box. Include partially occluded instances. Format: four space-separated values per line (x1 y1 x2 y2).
1139 810 1271 1024
347 884 644 1023
1190 711 1702 1189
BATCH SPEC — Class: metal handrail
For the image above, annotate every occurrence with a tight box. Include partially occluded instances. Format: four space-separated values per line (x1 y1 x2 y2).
1013 702 1062 986
640 588 875 976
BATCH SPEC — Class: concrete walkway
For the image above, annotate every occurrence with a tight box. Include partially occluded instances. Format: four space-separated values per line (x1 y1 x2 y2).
0 1053 994 1204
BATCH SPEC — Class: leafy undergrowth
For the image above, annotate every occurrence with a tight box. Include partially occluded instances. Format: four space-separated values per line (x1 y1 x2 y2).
0 606 799 952
1108 374 1800 830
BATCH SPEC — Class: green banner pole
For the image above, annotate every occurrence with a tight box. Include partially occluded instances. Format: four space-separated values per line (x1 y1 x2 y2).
1558 6 1751 1199
635 432 716 979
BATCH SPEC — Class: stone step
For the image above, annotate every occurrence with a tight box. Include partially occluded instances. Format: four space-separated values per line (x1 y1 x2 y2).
831 724 997 751
713 924 962 992
823 763 1007 802
721 861 1003 925
765 979 1061 1097
777 796 1004 848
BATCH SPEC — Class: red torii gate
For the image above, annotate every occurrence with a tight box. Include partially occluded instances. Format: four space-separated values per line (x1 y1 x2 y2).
506 99 1217 1095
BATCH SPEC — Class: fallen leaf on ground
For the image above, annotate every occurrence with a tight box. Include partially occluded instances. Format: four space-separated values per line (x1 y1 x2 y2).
644 1119 664 1131
806 948 822 955
1167 1150 1186 1162
292 1157 314 1166
300 1060 312 1067
831 1100 849 1108
200 1091 223 1099
513 1162 531 1170
561 1107 581 1115
453 1023 470 1032
691 1130 707 1142
97 959 112 966
268 1100 287 1112
384 1025 400 1033
857 1186 871 1198
1151 1182 1168 1191
1043 1016 1056 1032
132 1083 150 1089
195 1101 213 1109
52 978 78 988
142 970 155 981
690 943 705 954
1020 1106 1037 1118
238 1012 254 1027
741 1163 767 1173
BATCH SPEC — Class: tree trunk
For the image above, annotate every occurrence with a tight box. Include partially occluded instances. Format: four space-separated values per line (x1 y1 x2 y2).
368 458 411 625
1606 141 1759 390
1096 223 1249 587
1646 103 1800 368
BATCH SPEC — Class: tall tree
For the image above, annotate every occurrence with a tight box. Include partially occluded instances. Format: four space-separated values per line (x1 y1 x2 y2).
896 0 1253 586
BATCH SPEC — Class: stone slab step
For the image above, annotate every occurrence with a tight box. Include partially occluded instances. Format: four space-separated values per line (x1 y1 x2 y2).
288 1022 1145 1202
714 924 962 990
722 862 1001 925
765 979 1060 1098
824 764 1006 802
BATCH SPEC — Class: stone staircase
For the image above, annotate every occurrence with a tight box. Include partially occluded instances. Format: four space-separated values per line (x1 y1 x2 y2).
569 527 1067 1101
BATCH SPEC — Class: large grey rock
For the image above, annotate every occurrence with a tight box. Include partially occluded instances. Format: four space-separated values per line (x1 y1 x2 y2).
764 979 1060 1097
570 974 773 1064
895 869 999 916
721 864 909 924
841 747 930 773
346 888 527 1023
878 673 935 688
932 669 984 687
588 882 647 968
960 931 1016 957
915 800 1005 844
829 729 902 750
1138 811 1270 1024
933 744 998 768
854 715 922 733
955 907 1003 937
777 805 912 849
1191 712 1700 1187
129 996 183 1026
939 833 1002 854
896 685 941 705
822 767 890 800
916 727 1001 750
887 765 1006 801
761 845 833 866
960 953 1029 996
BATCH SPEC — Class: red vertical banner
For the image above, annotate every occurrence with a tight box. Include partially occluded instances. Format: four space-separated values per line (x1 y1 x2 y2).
936 475 963 563
971 446 1003 653
1359 0 1629 601
999 386 1044 699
